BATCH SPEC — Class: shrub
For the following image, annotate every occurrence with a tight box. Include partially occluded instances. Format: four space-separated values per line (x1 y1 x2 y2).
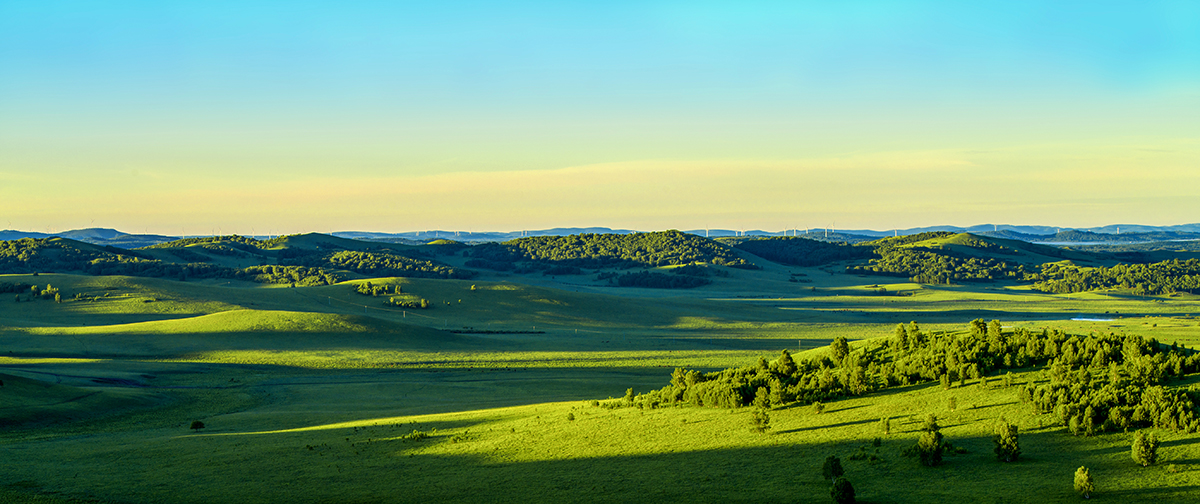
190 421 205 430
830 477 856 504
401 430 429 441
1132 431 1159 467
993 421 1021 462
751 407 770 434
822 456 844 483
1074 466 1094 499
916 430 945 466
813 401 825 414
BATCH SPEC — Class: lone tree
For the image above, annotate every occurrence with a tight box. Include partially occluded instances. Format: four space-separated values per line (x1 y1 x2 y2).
751 407 770 434
822 455 844 483
830 336 850 365
915 414 944 467
993 420 1021 462
1131 431 1160 467
190 420 205 430
1074 466 1094 499
830 476 856 504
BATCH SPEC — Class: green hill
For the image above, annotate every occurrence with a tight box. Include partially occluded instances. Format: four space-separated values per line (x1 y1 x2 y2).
0 372 164 427
465 230 757 271
728 236 873 266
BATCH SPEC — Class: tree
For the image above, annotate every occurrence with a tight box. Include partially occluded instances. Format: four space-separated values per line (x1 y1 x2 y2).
988 319 1003 339
822 455 844 483
753 386 770 409
893 323 908 350
830 336 850 365
916 414 944 466
751 407 770 434
1074 466 1094 499
775 348 797 376
993 421 1021 462
190 421 205 430
917 430 945 467
1131 431 1159 467
813 401 825 414
830 476 856 504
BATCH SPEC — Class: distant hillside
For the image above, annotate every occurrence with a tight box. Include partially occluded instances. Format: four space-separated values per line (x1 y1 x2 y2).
724 236 873 266
0 228 176 248
0 233 473 284
979 229 1200 244
1032 259 1200 295
465 230 757 271
844 232 1098 284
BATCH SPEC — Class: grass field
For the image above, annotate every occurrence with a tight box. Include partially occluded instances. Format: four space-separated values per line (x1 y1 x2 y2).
3 271 1200 503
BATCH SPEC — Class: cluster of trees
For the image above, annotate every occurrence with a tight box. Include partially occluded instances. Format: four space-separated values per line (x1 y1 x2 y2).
1031 259 1200 295
9 283 62 302
629 319 1200 437
616 271 711 289
731 236 873 266
386 296 429 309
1 238 147 274
1017 334 1200 434
821 456 855 503
355 281 400 296
145 235 266 250
238 265 340 286
0 282 33 294
465 231 757 270
1 236 478 286
302 250 475 280
354 280 430 308
846 249 1028 284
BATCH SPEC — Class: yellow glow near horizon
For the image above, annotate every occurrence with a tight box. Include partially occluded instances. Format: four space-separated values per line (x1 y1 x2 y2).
5 138 1197 234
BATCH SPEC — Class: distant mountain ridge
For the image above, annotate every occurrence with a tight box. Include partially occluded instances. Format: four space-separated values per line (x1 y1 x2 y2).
2 223 1198 248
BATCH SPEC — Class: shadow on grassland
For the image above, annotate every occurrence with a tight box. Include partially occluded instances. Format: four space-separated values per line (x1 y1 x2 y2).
117 428 1197 504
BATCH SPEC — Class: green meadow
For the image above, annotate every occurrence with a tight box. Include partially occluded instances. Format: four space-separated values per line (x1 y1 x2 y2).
3 247 1200 503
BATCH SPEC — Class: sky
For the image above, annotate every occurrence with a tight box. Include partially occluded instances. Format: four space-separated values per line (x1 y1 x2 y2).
1 1 1198 235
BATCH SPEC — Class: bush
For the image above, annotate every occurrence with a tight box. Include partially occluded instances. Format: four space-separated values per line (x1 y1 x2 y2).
822 455 844 483
830 477 856 504
190 421 205 430
751 407 771 433
916 430 944 467
993 421 1021 462
1131 431 1159 467
1074 466 1094 499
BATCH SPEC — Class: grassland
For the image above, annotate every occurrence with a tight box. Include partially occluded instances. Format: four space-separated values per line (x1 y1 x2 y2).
3 256 1200 503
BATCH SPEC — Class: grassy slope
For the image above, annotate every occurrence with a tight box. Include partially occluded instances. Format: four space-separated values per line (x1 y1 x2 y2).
2 367 1197 503
2 267 1200 503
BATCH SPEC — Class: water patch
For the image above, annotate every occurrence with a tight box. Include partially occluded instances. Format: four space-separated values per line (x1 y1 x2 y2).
1071 317 1114 322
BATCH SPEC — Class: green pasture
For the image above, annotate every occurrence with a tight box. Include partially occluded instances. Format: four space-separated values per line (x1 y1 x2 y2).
3 365 1198 503
3 271 1200 503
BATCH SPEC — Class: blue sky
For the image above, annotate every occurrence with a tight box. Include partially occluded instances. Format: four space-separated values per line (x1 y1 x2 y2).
1 1 1197 234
